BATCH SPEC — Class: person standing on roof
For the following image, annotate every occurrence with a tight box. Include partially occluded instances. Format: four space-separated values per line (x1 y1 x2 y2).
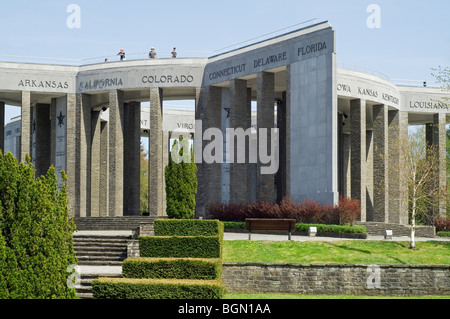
171 47 177 58
149 47 157 59
117 49 126 61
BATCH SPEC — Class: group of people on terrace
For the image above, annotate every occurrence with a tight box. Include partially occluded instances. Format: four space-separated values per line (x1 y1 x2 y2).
112 47 177 62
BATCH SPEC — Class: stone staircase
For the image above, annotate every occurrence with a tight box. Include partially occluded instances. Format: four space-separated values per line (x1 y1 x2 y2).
76 273 122 299
73 235 131 266
73 216 157 231
73 234 130 299
72 217 159 299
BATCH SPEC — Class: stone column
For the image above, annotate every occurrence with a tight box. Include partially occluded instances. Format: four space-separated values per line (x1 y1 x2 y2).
50 99 56 167
77 94 92 218
0 101 4 152
66 93 77 217
350 99 366 221
149 88 164 217
388 110 409 225
35 104 51 177
195 86 222 218
372 104 388 222
256 71 275 202
276 93 287 203
100 121 109 217
124 101 141 216
20 91 32 163
90 111 102 217
229 79 251 204
426 113 447 220
109 90 124 217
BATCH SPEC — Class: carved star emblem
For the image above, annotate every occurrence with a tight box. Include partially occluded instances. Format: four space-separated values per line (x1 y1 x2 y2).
224 108 231 119
57 111 66 128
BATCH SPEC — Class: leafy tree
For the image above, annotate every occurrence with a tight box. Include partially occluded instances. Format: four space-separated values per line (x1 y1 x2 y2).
165 137 198 219
0 152 77 299
386 133 445 249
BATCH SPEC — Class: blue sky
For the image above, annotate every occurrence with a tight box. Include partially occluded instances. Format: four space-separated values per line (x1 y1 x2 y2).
1 0 450 121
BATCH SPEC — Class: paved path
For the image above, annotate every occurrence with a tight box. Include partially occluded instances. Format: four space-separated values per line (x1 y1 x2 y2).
73 230 450 242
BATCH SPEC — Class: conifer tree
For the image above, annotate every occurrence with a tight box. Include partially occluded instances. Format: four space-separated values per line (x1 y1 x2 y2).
0 152 78 299
165 137 198 219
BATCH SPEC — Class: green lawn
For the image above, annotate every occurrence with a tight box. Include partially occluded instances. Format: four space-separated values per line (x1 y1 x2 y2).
223 240 450 265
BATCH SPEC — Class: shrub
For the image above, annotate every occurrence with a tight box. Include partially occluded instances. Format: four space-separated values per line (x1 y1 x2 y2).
0 152 78 299
295 223 366 234
123 258 222 280
154 219 224 237
92 278 226 299
222 221 366 234
336 196 361 226
434 216 450 232
139 236 222 259
437 231 450 237
208 196 361 226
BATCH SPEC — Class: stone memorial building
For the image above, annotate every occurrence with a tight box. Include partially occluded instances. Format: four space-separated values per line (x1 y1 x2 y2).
0 21 448 226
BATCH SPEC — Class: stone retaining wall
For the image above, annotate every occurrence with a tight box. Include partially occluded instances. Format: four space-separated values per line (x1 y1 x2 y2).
222 263 450 296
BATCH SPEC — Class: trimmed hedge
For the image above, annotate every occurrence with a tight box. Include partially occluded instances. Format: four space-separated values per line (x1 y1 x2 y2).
123 258 222 280
139 236 222 259
222 221 367 234
437 231 450 237
92 278 226 300
295 223 366 234
154 219 224 237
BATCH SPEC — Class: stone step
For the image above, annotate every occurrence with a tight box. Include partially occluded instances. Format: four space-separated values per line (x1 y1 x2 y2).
74 217 157 231
76 273 122 299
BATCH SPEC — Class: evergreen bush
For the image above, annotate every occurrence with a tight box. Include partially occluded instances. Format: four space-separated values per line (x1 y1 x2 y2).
0 152 77 299
165 137 197 219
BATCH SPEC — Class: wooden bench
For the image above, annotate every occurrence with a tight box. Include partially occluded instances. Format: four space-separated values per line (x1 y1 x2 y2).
245 218 296 241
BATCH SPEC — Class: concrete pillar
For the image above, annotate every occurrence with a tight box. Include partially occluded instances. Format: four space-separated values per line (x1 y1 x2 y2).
20 91 31 163
90 111 102 217
388 110 409 225
66 93 77 217
195 86 222 218
124 101 141 216
77 94 92 218
257 71 275 202
50 99 56 167
365 130 374 221
342 133 351 197
109 90 124 217
426 113 447 221
100 121 109 217
229 79 251 204
35 104 51 177
0 101 4 152
276 93 287 203
372 104 389 222
149 88 164 217
350 99 366 221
